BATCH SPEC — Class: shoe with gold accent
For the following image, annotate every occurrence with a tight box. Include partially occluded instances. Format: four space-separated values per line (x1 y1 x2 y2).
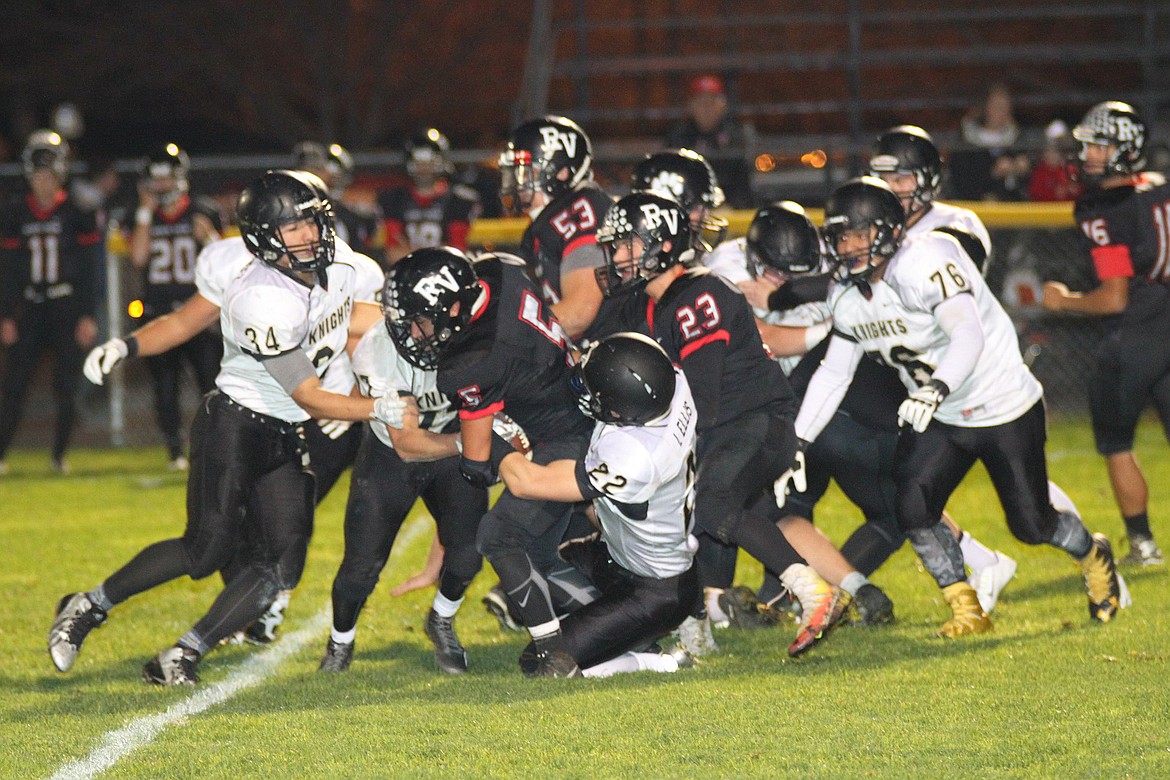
1081 533 1121 622
782 564 851 657
938 582 992 638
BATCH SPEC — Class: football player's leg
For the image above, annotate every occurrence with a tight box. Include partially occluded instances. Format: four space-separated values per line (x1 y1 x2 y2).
422 457 487 607
302 413 363 504
145 349 184 461
0 309 46 460
48 307 85 465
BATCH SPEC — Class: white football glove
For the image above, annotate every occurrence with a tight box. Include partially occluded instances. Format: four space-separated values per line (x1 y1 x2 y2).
372 394 407 429
774 443 809 505
317 418 353 440
83 338 129 386
897 380 949 433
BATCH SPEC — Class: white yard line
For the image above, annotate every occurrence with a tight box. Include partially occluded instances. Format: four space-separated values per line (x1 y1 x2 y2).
50 513 434 780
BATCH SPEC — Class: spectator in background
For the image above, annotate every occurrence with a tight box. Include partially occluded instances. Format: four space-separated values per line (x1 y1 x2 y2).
665 74 754 209
293 141 384 260
950 83 1031 201
1028 120 1081 202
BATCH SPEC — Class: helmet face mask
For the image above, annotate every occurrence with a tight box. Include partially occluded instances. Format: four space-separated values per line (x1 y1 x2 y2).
632 148 727 256
822 177 906 286
868 125 941 219
596 193 691 297
23 129 70 183
1073 101 1146 182
571 332 676 425
237 170 337 274
498 116 592 216
382 247 481 369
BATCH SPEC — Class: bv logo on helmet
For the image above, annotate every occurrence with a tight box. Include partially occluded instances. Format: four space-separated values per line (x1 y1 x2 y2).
1113 116 1139 142
538 126 578 158
640 202 679 234
412 265 461 306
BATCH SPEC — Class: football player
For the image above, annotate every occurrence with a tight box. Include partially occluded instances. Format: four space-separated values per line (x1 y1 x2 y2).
128 143 225 470
378 128 479 265
631 147 729 259
383 246 601 678
793 177 1125 636
293 140 384 259
1042 101 1167 566
0 129 103 475
498 333 698 678
499 115 614 341
596 192 850 658
48 170 403 684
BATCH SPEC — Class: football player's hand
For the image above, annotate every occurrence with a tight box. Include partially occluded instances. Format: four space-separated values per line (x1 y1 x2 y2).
775 440 809 505
83 338 130 385
372 393 408 429
897 380 950 433
0 318 16 347
75 316 98 349
738 276 780 311
1041 281 1069 312
318 418 353 440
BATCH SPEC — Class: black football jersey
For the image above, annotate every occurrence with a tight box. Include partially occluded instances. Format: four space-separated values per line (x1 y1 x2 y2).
520 183 612 304
137 195 224 318
0 190 103 318
437 254 593 444
646 267 793 434
332 199 383 258
1074 174 1170 331
378 180 478 251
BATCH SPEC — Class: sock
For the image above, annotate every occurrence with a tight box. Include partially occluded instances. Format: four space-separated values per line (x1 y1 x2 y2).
528 618 561 641
959 532 999 570
704 587 730 625
432 592 463 619
1050 511 1093 559
839 571 869 597
178 631 208 656
582 652 679 678
1123 512 1152 539
87 584 114 612
330 626 357 645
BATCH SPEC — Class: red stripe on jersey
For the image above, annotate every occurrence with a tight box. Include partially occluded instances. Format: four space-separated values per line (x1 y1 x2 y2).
77 231 103 246
446 221 470 250
563 233 597 256
383 218 405 244
679 329 730 360
26 190 67 221
468 279 491 324
645 297 656 334
1091 245 1134 280
460 401 504 420
0 238 19 250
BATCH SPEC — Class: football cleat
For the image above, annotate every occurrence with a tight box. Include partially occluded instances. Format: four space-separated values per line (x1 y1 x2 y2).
967 550 1017 612
48 592 107 672
167 456 189 472
665 644 696 670
717 585 772 630
318 638 354 672
782 564 851 657
482 584 525 632
673 614 720 658
50 457 71 476
142 645 200 686
851 583 895 626
0 460 9 476
1081 533 1122 622
242 589 292 644
522 647 581 679
1118 535 1164 567
937 582 992 638
424 610 469 675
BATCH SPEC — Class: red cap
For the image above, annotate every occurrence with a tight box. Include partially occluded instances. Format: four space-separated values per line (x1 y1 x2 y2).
689 74 725 97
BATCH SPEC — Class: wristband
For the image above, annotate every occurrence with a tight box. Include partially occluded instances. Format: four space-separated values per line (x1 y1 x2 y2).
125 335 140 358
135 207 152 226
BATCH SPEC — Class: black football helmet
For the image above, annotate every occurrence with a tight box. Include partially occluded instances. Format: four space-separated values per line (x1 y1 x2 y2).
632 148 728 254
382 246 482 369
405 128 452 187
1072 101 1147 180
745 201 822 280
868 125 942 218
572 332 676 425
22 129 70 180
293 141 354 193
498 115 592 215
142 143 190 206
595 192 693 297
237 169 336 273
822 176 905 285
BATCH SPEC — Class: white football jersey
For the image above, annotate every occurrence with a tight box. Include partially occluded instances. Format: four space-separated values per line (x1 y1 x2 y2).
827 230 1041 426
319 248 383 396
194 236 253 307
350 324 455 450
217 254 361 422
583 369 698 579
910 201 992 258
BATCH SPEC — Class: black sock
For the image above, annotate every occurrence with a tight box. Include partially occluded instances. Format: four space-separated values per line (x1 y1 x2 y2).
1123 512 1152 539
840 521 906 577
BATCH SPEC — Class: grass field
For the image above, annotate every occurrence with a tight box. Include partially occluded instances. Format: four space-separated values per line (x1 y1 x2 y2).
2 416 1168 779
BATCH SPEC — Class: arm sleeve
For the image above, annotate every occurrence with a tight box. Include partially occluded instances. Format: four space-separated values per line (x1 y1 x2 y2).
794 334 863 442
767 272 832 311
931 292 984 392
259 349 317 394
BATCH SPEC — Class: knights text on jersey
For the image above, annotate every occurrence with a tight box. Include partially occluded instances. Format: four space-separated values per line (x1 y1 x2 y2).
828 231 1041 426
217 257 359 422
649 267 793 431
436 254 592 443
578 368 698 579
1074 175 1170 330
351 325 456 450
520 183 613 306
0 190 103 317
378 181 478 250
136 195 224 317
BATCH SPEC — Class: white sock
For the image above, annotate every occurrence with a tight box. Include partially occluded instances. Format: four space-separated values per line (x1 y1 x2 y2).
839 571 869 596
582 652 679 678
330 626 356 645
1047 481 1080 516
959 532 999 570
528 618 561 640
704 587 730 624
432 592 463 618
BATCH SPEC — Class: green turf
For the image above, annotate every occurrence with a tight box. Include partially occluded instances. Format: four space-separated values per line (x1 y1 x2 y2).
2 417 1168 778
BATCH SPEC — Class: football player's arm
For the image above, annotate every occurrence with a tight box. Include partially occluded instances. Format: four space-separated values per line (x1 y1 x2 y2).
1042 276 1128 315
794 334 863 443
498 454 583 501
347 301 382 355
74 215 104 346
284 364 378 422
767 272 832 311
755 318 832 358
0 237 20 344
384 402 460 462
128 185 156 268
931 292 984 391
134 293 221 355
551 265 604 340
